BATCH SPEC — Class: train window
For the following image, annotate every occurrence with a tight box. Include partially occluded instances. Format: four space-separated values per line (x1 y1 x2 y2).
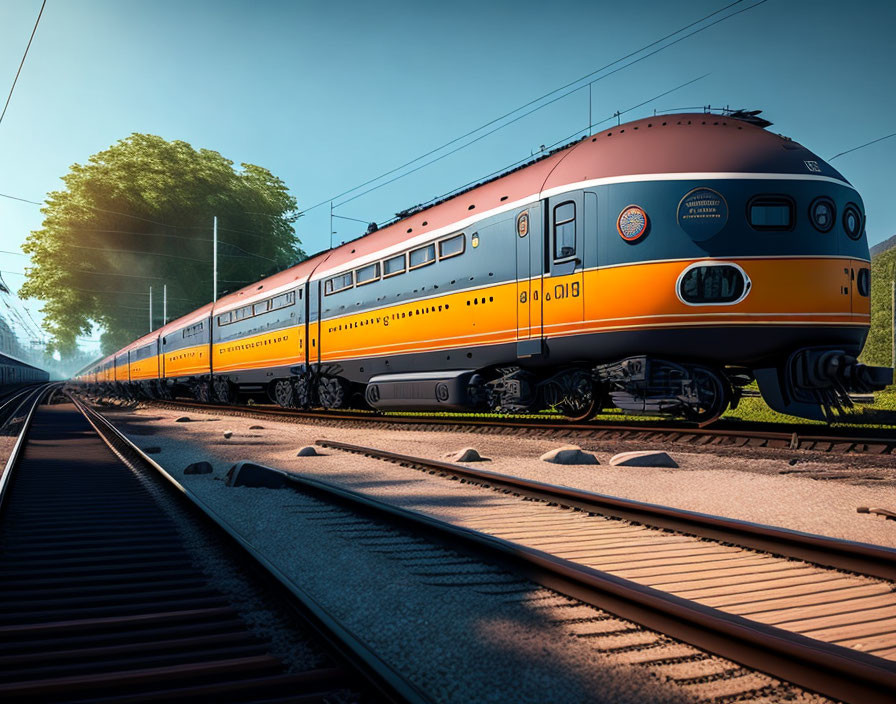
409 244 436 270
438 234 465 260
271 291 295 310
748 196 794 230
553 201 576 259
253 300 269 316
356 262 381 285
217 312 232 326
384 253 406 277
233 305 252 321
677 263 751 305
325 271 354 295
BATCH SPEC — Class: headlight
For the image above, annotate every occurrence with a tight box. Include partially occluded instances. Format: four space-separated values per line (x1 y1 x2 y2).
857 267 870 297
809 197 835 233
843 203 862 240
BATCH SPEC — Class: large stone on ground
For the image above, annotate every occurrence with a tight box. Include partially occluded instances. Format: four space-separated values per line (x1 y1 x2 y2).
540 445 598 465
446 448 488 462
223 430 233 438
225 461 287 489
184 461 213 475
609 451 678 468
296 446 319 457
175 416 192 423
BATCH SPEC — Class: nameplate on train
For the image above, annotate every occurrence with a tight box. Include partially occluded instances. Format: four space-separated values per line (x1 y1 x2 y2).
677 187 728 241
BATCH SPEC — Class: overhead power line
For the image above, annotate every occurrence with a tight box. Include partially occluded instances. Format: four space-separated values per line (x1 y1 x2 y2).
0 0 46 127
369 74 711 225
310 0 766 213
829 132 896 161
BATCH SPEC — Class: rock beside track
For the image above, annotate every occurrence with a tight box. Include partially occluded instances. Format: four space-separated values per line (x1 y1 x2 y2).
296 446 320 457
184 461 213 475
446 448 489 462
610 451 678 468
225 461 287 488
540 445 599 465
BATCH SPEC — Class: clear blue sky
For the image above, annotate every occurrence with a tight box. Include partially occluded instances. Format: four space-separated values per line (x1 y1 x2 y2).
1 0 895 355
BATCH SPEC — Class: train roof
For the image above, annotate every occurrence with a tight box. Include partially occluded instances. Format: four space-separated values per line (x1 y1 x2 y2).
212 252 328 315
157 301 215 339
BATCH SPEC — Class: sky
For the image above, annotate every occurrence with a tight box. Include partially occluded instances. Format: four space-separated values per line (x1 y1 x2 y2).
1 0 895 357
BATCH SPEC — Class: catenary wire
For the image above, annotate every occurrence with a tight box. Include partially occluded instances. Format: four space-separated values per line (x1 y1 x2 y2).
333 1 767 210
309 0 761 213
0 0 46 126
829 132 896 161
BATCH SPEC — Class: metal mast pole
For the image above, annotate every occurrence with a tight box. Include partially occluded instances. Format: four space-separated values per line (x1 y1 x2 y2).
891 280 895 371
213 216 218 302
148 286 152 332
163 284 167 325
330 202 334 249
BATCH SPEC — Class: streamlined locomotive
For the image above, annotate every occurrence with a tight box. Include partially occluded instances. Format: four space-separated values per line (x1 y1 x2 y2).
77 111 892 421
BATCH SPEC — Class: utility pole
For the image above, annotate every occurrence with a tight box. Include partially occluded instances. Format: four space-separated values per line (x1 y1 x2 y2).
163 284 167 325
330 201 334 249
148 286 153 332
891 280 895 371
213 216 218 302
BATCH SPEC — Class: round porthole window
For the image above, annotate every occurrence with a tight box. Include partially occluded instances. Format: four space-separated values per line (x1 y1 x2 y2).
617 205 648 242
843 203 862 240
809 197 835 233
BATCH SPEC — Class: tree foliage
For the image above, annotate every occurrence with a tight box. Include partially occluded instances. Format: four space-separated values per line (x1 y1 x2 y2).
21 134 304 357
862 246 896 374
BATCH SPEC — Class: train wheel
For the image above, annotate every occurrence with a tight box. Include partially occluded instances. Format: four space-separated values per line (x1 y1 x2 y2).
318 376 347 409
544 369 599 421
272 379 293 408
292 376 311 408
557 377 598 421
195 382 211 403
214 378 236 404
683 368 729 424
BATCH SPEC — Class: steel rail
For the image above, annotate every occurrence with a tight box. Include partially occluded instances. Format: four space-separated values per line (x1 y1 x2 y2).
0 383 52 510
316 439 896 581
70 394 432 704
135 397 896 455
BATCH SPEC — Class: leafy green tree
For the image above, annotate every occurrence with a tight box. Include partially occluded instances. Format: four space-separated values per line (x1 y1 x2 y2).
862 247 896 375
20 134 304 357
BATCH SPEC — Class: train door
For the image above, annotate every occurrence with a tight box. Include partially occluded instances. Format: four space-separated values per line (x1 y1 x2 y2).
543 193 585 340
515 202 543 358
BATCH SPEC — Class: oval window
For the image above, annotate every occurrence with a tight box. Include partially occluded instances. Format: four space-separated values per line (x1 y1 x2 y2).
677 263 751 305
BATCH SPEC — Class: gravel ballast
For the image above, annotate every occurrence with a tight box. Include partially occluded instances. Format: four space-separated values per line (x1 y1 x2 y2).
87 403 853 703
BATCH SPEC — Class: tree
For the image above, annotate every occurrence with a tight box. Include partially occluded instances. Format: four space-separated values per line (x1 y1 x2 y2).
20 134 304 357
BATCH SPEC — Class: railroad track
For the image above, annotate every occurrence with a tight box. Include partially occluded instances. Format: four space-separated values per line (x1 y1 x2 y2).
0 389 425 703
128 396 896 457
75 392 896 702
214 439 894 703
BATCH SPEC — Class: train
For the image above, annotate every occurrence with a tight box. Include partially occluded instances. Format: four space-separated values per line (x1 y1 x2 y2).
74 110 892 422
1 353 50 393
